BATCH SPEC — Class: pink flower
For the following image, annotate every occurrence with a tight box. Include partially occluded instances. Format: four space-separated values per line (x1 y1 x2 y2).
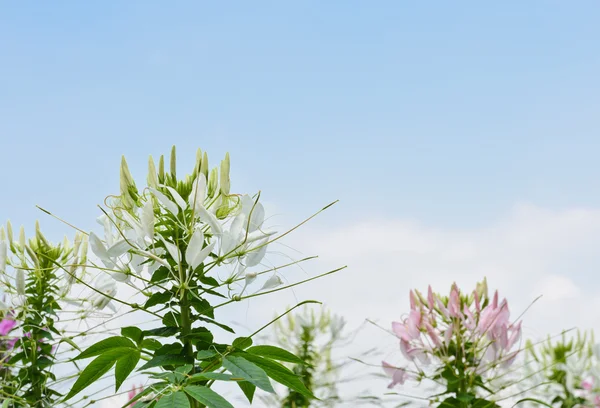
0 317 16 337
128 384 144 407
382 361 409 388
582 378 594 391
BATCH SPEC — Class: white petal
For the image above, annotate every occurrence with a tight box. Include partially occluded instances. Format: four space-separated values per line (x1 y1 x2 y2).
259 274 283 292
245 271 257 286
149 188 179 215
106 240 131 258
89 232 111 263
241 196 265 232
160 237 181 263
244 239 268 267
191 241 215 270
245 229 277 245
97 215 114 247
120 211 144 243
220 231 237 257
110 271 130 282
189 174 207 210
165 186 187 211
197 205 223 236
185 229 204 268
249 203 265 232
141 200 155 240
131 253 145 274
231 214 246 240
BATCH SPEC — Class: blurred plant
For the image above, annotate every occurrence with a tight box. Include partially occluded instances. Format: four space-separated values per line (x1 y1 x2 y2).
522 330 600 407
61 146 343 408
0 221 89 407
382 279 531 407
256 306 381 408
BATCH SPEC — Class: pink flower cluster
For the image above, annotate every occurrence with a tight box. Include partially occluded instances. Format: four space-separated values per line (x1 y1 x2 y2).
0 314 18 350
581 378 600 407
382 281 523 388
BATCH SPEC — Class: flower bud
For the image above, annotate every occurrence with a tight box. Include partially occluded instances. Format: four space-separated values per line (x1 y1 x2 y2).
120 156 138 210
19 226 25 250
208 168 218 198
147 155 159 188
200 151 209 180
220 152 231 196
170 145 177 181
16 269 25 295
6 221 13 243
158 155 165 182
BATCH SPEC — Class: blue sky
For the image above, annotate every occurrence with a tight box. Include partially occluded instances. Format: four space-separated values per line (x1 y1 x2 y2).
2 1 600 235
3 3 600 405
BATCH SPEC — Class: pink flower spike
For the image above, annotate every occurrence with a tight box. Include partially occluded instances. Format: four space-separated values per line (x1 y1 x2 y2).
474 291 481 313
382 361 409 388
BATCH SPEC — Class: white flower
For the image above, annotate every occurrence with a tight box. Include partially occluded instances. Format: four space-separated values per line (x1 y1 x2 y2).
89 274 117 311
88 232 131 282
185 229 215 270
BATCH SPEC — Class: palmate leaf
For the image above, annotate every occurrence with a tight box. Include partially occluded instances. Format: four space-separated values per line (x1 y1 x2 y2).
66 348 132 400
184 386 234 408
115 349 141 390
222 355 274 393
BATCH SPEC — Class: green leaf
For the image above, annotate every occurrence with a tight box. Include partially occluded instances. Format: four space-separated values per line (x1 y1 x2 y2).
238 353 315 399
121 327 144 345
196 350 217 360
155 391 190 408
237 382 255 403
142 338 163 351
222 355 274 393
246 345 304 365
115 349 141 391
66 348 130 400
151 266 170 283
184 386 234 408
438 397 460 408
198 317 234 333
145 291 172 308
232 337 252 350
74 336 136 360
189 372 238 382
143 327 178 337
138 354 188 370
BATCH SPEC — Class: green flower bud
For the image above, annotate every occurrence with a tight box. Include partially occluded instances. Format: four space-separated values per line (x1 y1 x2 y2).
6 221 13 243
200 152 209 180
147 155 159 188
220 152 231 196
208 168 218 198
158 155 165 182
170 145 177 180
